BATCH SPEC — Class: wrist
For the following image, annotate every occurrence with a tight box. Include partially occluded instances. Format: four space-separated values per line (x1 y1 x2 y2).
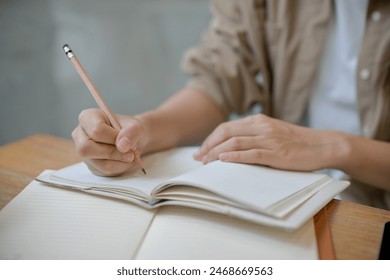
321 130 353 171
135 109 179 154
133 112 156 155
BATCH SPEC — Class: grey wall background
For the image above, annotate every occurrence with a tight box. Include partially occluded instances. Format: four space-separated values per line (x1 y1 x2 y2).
0 0 210 144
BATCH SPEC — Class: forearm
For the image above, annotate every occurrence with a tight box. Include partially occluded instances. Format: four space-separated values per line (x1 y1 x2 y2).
136 87 226 154
327 132 390 191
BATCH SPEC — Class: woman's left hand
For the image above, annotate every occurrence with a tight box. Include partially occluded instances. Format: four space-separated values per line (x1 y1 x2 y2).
194 114 346 172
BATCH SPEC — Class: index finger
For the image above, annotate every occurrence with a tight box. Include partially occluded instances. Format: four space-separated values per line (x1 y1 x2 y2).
79 108 118 144
195 118 258 160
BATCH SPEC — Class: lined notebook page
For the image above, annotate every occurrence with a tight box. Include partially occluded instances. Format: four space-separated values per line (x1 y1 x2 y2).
135 206 318 260
0 172 155 260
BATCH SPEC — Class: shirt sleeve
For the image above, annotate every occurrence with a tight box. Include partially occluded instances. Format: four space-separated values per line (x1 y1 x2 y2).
181 0 267 115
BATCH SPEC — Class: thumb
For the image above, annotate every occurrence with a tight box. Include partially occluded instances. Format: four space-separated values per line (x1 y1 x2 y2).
116 122 142 153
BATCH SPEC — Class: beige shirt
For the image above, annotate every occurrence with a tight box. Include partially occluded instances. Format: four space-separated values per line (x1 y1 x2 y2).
181 0 390 208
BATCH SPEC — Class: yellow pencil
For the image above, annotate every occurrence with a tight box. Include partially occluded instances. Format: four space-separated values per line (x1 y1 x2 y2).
63 44 146 175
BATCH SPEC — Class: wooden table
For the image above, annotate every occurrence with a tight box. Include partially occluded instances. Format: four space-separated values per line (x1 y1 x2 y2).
1 134 389 259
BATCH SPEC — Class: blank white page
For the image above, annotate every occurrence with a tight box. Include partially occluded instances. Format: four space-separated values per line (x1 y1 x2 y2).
47 147 202 197
135 206 318 260
164 160 328 211
0 172 155 260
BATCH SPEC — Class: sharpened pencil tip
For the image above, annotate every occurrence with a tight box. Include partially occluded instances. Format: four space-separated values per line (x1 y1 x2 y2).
142 168 147 175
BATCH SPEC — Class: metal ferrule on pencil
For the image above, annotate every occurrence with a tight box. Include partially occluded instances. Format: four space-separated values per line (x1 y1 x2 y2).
63 44 74 59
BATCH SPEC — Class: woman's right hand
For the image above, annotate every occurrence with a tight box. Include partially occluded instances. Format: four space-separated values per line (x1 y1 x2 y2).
71 108 149 176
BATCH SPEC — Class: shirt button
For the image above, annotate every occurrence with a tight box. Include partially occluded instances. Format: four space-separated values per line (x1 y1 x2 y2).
360 68 370 80
371 11 381 22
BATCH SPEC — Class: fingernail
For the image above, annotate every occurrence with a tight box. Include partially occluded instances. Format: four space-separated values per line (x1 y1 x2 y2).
117 137 131 152
122 152 134 162
201 155 208 164
193 150 202 160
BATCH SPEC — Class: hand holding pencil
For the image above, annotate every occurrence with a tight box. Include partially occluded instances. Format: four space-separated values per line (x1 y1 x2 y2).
63 44 146 175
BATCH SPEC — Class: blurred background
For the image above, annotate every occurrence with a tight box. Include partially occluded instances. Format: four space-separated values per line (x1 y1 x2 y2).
0 0 210 144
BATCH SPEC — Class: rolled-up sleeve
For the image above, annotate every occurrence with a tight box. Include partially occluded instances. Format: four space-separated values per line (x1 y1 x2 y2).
181 0 266 115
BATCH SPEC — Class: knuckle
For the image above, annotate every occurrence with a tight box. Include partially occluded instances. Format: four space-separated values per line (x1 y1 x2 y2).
78 109 92 122
262 122 275 135
106 146 119 160
89 123 106 140
253 149 263 159
278 144 289 158
257 114 269 121
76 140 91 157
246 115 258 124
229 137 242 150
217 122 230 138
248 114 266 123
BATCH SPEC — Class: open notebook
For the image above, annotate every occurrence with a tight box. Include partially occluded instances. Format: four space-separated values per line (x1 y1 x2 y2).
37 147 349 230
0 173 319 259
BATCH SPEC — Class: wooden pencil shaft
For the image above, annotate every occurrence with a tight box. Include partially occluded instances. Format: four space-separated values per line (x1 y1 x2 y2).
70 56 122 130
63 44 146 174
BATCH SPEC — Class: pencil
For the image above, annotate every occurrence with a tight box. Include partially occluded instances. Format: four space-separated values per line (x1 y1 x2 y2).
63 44 146 175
